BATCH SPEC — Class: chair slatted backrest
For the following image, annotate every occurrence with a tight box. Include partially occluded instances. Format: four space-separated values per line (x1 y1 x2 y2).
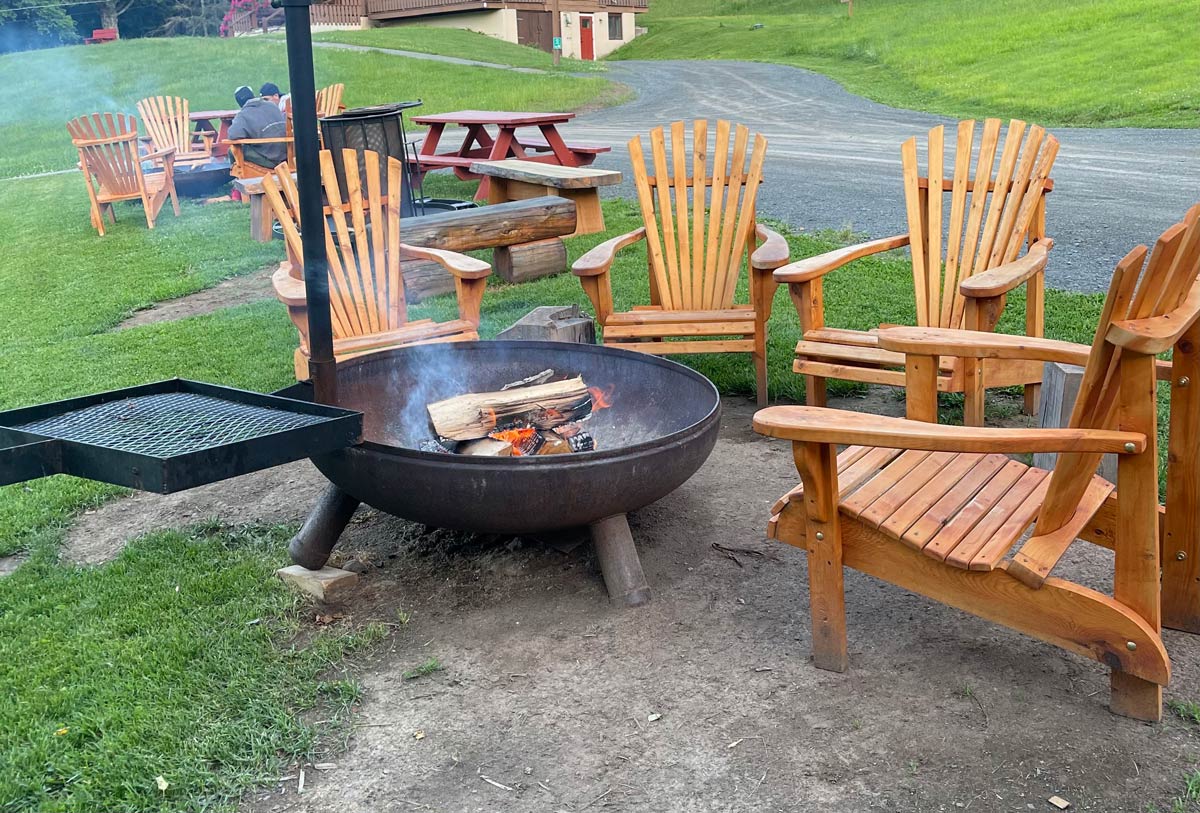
263 148 407 341
1036 204 1200 534
901 118 1059 329
628 119 767 311
137 96 194 155
316 84 345 118
66 112 142 197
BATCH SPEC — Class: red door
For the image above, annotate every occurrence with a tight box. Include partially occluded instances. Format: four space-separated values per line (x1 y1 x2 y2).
580 14 594 60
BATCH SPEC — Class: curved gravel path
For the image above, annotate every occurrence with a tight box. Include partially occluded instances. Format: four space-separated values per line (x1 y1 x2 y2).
567 60 1200 292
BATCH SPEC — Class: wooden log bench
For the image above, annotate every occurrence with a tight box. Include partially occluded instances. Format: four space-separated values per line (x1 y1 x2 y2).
234 174 288 243
471 159 621 237
398 196 577 301
470 159 620 284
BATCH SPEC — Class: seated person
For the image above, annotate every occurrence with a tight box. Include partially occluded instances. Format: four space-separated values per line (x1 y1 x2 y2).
227 85 288 170
260 81 291 113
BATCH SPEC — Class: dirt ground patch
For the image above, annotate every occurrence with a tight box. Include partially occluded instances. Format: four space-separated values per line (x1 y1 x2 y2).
62 396 1200 811
114 266 276 330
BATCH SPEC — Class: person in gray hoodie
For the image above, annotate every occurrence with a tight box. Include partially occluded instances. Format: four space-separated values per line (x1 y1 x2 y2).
227 85 288 170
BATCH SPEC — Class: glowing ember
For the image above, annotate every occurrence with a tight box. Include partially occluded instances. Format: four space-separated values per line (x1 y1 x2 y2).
488 427 541 456
588 385 615 410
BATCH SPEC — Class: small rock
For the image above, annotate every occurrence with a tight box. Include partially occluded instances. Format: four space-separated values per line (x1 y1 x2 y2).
647 713 662 722
1048 797 1070 810
343 559 370 574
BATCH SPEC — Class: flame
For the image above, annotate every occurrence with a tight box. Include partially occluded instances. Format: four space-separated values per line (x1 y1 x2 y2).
490 427 539 456
588 385 615 411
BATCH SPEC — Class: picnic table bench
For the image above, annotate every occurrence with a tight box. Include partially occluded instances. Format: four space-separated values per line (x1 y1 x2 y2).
408 110 611 200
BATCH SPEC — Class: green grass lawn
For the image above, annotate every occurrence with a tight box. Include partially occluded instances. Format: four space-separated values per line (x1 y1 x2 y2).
0 36 613 177
0 27 1186 808
312 25 604 72
613 0 1200 128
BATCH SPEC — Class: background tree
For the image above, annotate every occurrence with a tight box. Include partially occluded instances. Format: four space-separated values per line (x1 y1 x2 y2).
0 0 77 52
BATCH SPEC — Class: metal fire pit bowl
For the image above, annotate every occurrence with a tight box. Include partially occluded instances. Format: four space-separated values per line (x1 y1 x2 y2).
284 341 722 606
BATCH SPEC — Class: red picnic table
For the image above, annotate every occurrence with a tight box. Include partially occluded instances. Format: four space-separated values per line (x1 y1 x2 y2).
190 109 238 158
408 110 610 200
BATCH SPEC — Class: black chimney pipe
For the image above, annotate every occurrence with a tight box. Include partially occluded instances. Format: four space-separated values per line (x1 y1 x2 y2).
274 0 337 405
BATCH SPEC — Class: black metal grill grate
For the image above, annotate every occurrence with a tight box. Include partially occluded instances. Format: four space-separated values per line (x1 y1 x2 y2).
16 392 330 457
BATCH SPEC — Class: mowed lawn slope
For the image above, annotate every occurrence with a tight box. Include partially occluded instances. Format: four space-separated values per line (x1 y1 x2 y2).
0 36 613 177
614 0 1200 128
312 25 604 72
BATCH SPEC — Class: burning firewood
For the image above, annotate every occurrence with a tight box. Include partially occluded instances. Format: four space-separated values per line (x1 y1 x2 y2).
554 422 596 452
489 427 543 456
501 369 555 390
427 376 592 441
457 438 514 456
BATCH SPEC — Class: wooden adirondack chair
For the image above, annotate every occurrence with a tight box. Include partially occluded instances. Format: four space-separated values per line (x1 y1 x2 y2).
66 113 180 237
778 119 1058 425
572 120 790 407
756 205 1200 721
262 149 490 380
316 83 345 118
136 96 215 168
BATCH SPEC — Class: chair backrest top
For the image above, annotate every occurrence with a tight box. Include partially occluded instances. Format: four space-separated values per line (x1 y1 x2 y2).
137 96 193 153
66 112 143 196
902 118 1058 330
1037 203 1200 533
629 119 767 312
262 148 408 340
316 84 345 118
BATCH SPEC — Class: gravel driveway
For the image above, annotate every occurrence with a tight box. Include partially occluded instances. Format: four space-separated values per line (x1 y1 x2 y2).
569 60 1200 293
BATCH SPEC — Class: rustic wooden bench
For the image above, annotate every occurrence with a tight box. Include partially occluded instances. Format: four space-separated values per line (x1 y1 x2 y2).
233 175 286 243
470 160 621 284
470 159 621 237
84 27 118 43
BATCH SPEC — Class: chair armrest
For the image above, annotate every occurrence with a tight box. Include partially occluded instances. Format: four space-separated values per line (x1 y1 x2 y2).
272 264 306 307
877 326 1092 365
1107 280 1200 354
751 224 790 270
400 243 491 280
752 407 1146 455
224 137 295 145
195 130 216 142
572 227 646 277
774 234 910 284
960 239 1054 298
144 147 177 163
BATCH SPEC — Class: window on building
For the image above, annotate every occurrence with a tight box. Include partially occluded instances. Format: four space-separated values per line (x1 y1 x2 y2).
608 13 623 40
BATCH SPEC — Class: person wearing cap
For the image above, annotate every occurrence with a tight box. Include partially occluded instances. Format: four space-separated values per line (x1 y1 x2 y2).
260 82 291 113
227 85 288 170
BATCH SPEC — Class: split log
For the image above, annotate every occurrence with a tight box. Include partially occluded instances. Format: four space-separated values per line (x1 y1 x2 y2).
427 376 591 441
457 438 513 457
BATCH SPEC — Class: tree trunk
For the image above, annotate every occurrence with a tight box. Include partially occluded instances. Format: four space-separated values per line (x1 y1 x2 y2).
99 0 119 32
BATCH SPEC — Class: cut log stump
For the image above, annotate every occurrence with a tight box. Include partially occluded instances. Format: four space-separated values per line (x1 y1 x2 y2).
493 238 568 284
1033 362 1118 481
496 304 596 344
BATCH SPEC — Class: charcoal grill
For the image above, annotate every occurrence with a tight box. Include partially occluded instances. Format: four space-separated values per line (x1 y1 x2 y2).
277 341 721 607
0 380 361 493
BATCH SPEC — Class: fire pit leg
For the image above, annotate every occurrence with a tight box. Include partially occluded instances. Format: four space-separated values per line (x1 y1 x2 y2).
289 484 361 570
590 514 651 607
